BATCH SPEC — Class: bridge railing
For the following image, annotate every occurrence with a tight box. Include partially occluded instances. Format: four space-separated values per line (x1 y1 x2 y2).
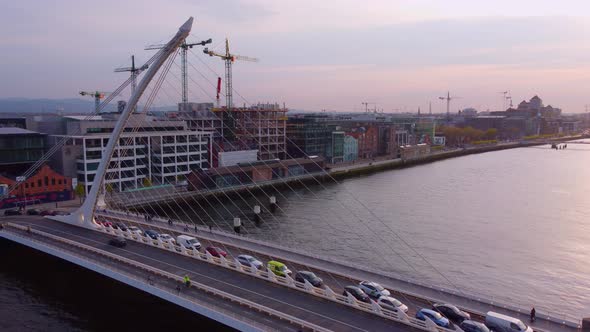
98 221 457 332
1 223 333 332
98 209 579 331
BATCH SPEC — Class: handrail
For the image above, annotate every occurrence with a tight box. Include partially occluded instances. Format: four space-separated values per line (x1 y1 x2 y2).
1 223 332 332
99 208 580 329
91 220 456 332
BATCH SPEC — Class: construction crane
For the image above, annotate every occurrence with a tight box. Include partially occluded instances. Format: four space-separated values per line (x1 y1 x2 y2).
114 55 148 93
361 102 376 113
204 38 258 111
79 91 109 113
438 91 461 123
204 38 258 140
498 91 510 110
145 38 212 103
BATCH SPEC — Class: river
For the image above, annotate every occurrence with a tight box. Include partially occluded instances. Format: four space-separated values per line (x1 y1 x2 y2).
2 141 588 329
175 141 589 321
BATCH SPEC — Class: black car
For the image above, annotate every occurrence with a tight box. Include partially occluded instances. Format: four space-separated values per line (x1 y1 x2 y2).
295 271 323 287
144 230 160 240
343 286 371 303
109 236 127 248
26 208 41 215
460 320 490 332
4 209 22 216
432 303 471 324
113 223 128 231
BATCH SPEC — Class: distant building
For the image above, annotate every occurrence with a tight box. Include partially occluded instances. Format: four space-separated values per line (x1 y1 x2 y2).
0 164 73 209
187 157 325 190
400 144 430 160
51 113 212 195
343 135 358 162
0 127 47 174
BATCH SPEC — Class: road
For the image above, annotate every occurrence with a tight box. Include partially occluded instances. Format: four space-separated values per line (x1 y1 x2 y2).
4 215 424 332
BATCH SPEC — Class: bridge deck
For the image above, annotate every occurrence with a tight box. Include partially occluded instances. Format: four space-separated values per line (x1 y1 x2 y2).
5 216 424 332
97 210 578 332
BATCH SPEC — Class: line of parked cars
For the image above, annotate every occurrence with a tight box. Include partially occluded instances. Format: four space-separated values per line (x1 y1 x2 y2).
100 222 533 332
3 208 68 216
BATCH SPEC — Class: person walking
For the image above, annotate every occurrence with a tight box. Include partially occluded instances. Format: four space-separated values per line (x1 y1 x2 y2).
183 275 191 287
530 306 536 322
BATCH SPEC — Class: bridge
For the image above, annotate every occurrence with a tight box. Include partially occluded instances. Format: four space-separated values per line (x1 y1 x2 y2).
0 17 584 332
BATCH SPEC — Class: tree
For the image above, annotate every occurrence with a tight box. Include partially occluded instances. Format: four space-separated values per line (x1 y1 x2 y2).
142 177 152 187
105 183 114 196
484 128 498 140
74 183 85 203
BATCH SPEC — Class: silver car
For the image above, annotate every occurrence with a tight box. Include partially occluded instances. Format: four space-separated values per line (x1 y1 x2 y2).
377 296 409 313
237 254 263 269
358 280 391 298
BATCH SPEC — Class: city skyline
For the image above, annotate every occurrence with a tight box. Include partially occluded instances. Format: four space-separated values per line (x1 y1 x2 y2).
2 0 590 112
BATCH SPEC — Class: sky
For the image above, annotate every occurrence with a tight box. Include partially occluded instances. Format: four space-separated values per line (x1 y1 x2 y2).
1 0 590 113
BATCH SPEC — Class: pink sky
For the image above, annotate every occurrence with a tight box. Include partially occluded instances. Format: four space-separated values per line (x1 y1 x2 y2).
2 0 590 112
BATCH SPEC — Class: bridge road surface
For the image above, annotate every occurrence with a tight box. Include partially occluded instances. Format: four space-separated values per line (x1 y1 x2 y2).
0 224 299 332
4 216 424 332
97 210 578 332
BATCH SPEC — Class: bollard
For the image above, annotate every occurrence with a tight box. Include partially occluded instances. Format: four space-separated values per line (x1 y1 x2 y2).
269 196 277 212
253 205 261 223
233 217 241 234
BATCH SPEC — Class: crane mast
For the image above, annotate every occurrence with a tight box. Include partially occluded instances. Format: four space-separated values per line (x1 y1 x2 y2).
145 38 212 103
203 38 258 140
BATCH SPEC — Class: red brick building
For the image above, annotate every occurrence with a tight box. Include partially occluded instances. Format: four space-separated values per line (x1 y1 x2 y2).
0 165 73 209
348 126 379 159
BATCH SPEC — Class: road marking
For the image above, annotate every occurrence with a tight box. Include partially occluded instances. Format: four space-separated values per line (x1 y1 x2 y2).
28 222 372 332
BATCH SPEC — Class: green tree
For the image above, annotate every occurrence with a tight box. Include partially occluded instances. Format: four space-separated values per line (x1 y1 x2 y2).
105 183 114 196
484 128 498 140
74 183 85 203
142 177 152 187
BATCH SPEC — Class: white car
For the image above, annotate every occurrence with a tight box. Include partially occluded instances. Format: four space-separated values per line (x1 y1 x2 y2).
159 234 175 244
128 226 143 236
377 296 408 313
358 280 391 298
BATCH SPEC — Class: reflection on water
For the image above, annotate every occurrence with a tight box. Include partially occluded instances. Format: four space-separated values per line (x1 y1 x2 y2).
172 142 590 318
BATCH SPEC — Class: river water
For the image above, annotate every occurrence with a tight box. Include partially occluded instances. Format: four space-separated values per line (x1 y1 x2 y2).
2 142 588 329
177 141 590 321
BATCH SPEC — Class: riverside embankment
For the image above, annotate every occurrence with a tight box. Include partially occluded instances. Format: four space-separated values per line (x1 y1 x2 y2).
110 135 584 209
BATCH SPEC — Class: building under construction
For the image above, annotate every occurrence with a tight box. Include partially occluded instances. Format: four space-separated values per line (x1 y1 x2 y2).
214 102 287 160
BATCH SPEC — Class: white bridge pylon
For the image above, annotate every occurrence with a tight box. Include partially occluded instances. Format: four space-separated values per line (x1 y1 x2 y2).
51 17 194 229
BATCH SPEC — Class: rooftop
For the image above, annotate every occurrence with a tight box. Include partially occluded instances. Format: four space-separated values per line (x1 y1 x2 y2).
0 127 42 135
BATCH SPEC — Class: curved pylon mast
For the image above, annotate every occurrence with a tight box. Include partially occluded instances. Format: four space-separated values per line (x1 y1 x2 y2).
51 17 194 229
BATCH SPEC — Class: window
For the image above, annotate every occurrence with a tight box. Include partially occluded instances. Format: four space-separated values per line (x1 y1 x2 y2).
25 183 29 188
44 176 48 186
31 182 35 188
37 179 42 187
51 178 55 185
58 179 62 185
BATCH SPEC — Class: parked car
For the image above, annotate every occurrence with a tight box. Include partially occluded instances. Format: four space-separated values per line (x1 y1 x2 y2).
416 308 450 328
342 285 371 303
236 254 263 270
294 271 323 287
128 226 143 236
4 209 22 216
295 271 324 287
205 246 227 258
433 303 471 323
159 233 175 244
377 296 408 313
39 210 55 216
460 320 490 332
267 260 292 277
53 211 69 216
358 280 391 298
26 208 41 215
485 311 532 332
144 230 160 240
109 236 127 248
102 221 113 228
177 235 201 250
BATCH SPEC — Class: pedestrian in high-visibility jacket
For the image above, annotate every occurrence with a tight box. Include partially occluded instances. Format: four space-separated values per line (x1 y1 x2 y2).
183 275 191 287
